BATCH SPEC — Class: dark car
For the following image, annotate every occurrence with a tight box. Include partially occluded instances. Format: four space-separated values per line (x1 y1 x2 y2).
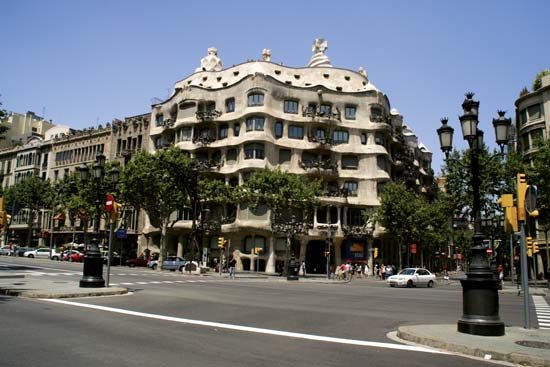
126 256 148 267
17 247 33 257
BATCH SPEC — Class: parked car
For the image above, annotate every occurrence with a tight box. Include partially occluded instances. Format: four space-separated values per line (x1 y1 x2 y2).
17 247 33 257
126 256 148 267
63 250 83 261
147 259 159 270
24 247 62 260
0 246 12 256
387 268 436 288
161 256 188 272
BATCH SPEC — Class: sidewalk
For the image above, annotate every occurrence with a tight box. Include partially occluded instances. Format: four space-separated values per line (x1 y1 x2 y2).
0 274 128 298
396 325 550 367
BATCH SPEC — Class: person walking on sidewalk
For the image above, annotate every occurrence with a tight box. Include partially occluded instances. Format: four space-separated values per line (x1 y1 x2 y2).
229 258 237 279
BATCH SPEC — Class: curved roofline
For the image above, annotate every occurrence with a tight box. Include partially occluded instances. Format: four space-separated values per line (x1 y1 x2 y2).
515 83 550 106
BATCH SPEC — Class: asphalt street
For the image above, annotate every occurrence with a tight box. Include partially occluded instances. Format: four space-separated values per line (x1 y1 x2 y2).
0 257 540 367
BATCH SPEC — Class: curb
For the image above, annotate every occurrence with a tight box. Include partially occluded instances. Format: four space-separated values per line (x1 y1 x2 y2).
397 327 549 367
0 287 128 298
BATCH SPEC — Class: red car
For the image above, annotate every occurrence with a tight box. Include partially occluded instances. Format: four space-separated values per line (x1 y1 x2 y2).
63 250 84 262
126 256 148 267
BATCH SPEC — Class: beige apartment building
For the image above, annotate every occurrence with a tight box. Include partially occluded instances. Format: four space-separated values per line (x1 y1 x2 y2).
144 40 434 274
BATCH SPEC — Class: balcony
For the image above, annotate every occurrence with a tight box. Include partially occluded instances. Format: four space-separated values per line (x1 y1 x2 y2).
299 159 338 172
196 110 222 122
192 134 216 146
323 187 349 198
302 106 341 121
307 134 334 147
195 159 223 171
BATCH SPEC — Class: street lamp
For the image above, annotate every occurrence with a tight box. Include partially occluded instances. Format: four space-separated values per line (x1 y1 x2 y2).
78 153 118 288
437 92 511 336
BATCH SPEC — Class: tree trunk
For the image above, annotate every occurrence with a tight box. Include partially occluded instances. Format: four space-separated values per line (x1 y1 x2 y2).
159 222 168 270
27 211 34 247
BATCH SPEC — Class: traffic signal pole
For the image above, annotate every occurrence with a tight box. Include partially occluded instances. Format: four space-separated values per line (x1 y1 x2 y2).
519 221 531 329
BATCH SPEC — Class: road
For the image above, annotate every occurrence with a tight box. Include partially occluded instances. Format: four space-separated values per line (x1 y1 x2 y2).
0 257 533 367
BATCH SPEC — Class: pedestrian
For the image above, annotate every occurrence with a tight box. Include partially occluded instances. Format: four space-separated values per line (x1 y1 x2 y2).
364 263 369 278
374 263 380 279
386 264 393 279
357 264 363 279
229 258 237 279
301 260 307 277
380 264 386 280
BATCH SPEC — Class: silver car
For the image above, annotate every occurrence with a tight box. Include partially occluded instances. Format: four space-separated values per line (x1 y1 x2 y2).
387 268 436 288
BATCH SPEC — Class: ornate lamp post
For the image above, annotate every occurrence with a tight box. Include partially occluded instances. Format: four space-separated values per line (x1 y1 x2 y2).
272 213 307 280
437 93 511 336
78 153 118 288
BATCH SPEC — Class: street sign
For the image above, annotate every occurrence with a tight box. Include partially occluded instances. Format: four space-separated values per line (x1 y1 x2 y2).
486 248 493 255
410 244 417 254
116 228 127 239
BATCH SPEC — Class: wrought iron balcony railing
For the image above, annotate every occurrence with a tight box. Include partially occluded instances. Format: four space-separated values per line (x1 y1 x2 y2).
195 110 222 122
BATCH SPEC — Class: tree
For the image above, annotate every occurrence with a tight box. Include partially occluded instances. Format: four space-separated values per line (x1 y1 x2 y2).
533 69 550 91
118 147 193 264
0 100 10 140
4 176 54 246
244 168 321 273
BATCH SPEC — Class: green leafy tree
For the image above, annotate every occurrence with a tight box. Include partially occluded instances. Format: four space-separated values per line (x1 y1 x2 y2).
118 147 192 264
0 100 10 139
244 168 321 272
533 69 550 91
4 176 54 246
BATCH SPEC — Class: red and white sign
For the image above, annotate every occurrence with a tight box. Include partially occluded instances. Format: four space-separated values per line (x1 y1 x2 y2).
486 248 493 255
105 194 114 212
410 244 417 254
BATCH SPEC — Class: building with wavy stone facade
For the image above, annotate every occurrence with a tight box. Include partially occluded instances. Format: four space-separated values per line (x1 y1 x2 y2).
144 40 434 274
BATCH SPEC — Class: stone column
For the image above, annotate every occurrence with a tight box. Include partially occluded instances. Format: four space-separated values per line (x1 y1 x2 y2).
367 237 374 276
334 237 343 267
265 235 276 274
177 234 184 257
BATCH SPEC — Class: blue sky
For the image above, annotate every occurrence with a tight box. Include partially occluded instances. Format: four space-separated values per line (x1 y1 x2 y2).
1 0 548 173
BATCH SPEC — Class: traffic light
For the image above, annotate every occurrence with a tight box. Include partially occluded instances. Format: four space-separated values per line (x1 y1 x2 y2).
374 247 379 259
324 249 330 257
533 242 540 254
217 237 227 249
517 173 527 221
110 202 122 224
526 237 533 257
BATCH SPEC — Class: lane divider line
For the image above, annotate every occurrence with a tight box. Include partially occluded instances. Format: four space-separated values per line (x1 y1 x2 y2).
41 298 446 354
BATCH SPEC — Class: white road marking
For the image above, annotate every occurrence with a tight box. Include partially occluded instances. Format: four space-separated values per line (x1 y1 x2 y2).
150 281 161 284
41 299 446 354
533 296 550 330
136 282 148 285
120 282 134 285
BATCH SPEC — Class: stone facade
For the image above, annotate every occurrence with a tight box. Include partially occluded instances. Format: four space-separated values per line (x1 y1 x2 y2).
145 41 434 274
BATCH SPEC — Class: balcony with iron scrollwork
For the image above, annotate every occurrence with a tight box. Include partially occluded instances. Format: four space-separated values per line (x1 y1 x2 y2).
299 158 338 173
162 119 176 129
192 133 216 146
307 134 334 147
195 158 223 171
302 106 341 121
195 110 222 122
322 187 349 198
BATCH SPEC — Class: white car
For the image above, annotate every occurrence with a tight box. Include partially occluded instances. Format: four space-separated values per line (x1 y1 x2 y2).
387 268 436 288
24 247 61 260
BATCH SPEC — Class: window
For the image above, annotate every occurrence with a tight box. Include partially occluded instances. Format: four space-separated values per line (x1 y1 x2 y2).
288 125 304 139
361 133 367 145
527 104 543 120
345 105 357 120
371 106 384 122
531 128 544 143
274 121 283 139
284 100 299 114
226 98 235 113
519 109 528 125
248 92 264 107
319 104 332 116
377 182 386 196
279 149 291 164
342 155 358 169
155 114 164 127
375 132 385 146
344 181 358 196
307 103 317 114
218 124 228 139
178 127 192 142
315 128 326 140
521 134 530 151
347 208 365 226
244 143 265 160
377 155 388 171
245 236 266 252
332 129 349 144
234 123 240 137
226 149 237 163
246 116 264 131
